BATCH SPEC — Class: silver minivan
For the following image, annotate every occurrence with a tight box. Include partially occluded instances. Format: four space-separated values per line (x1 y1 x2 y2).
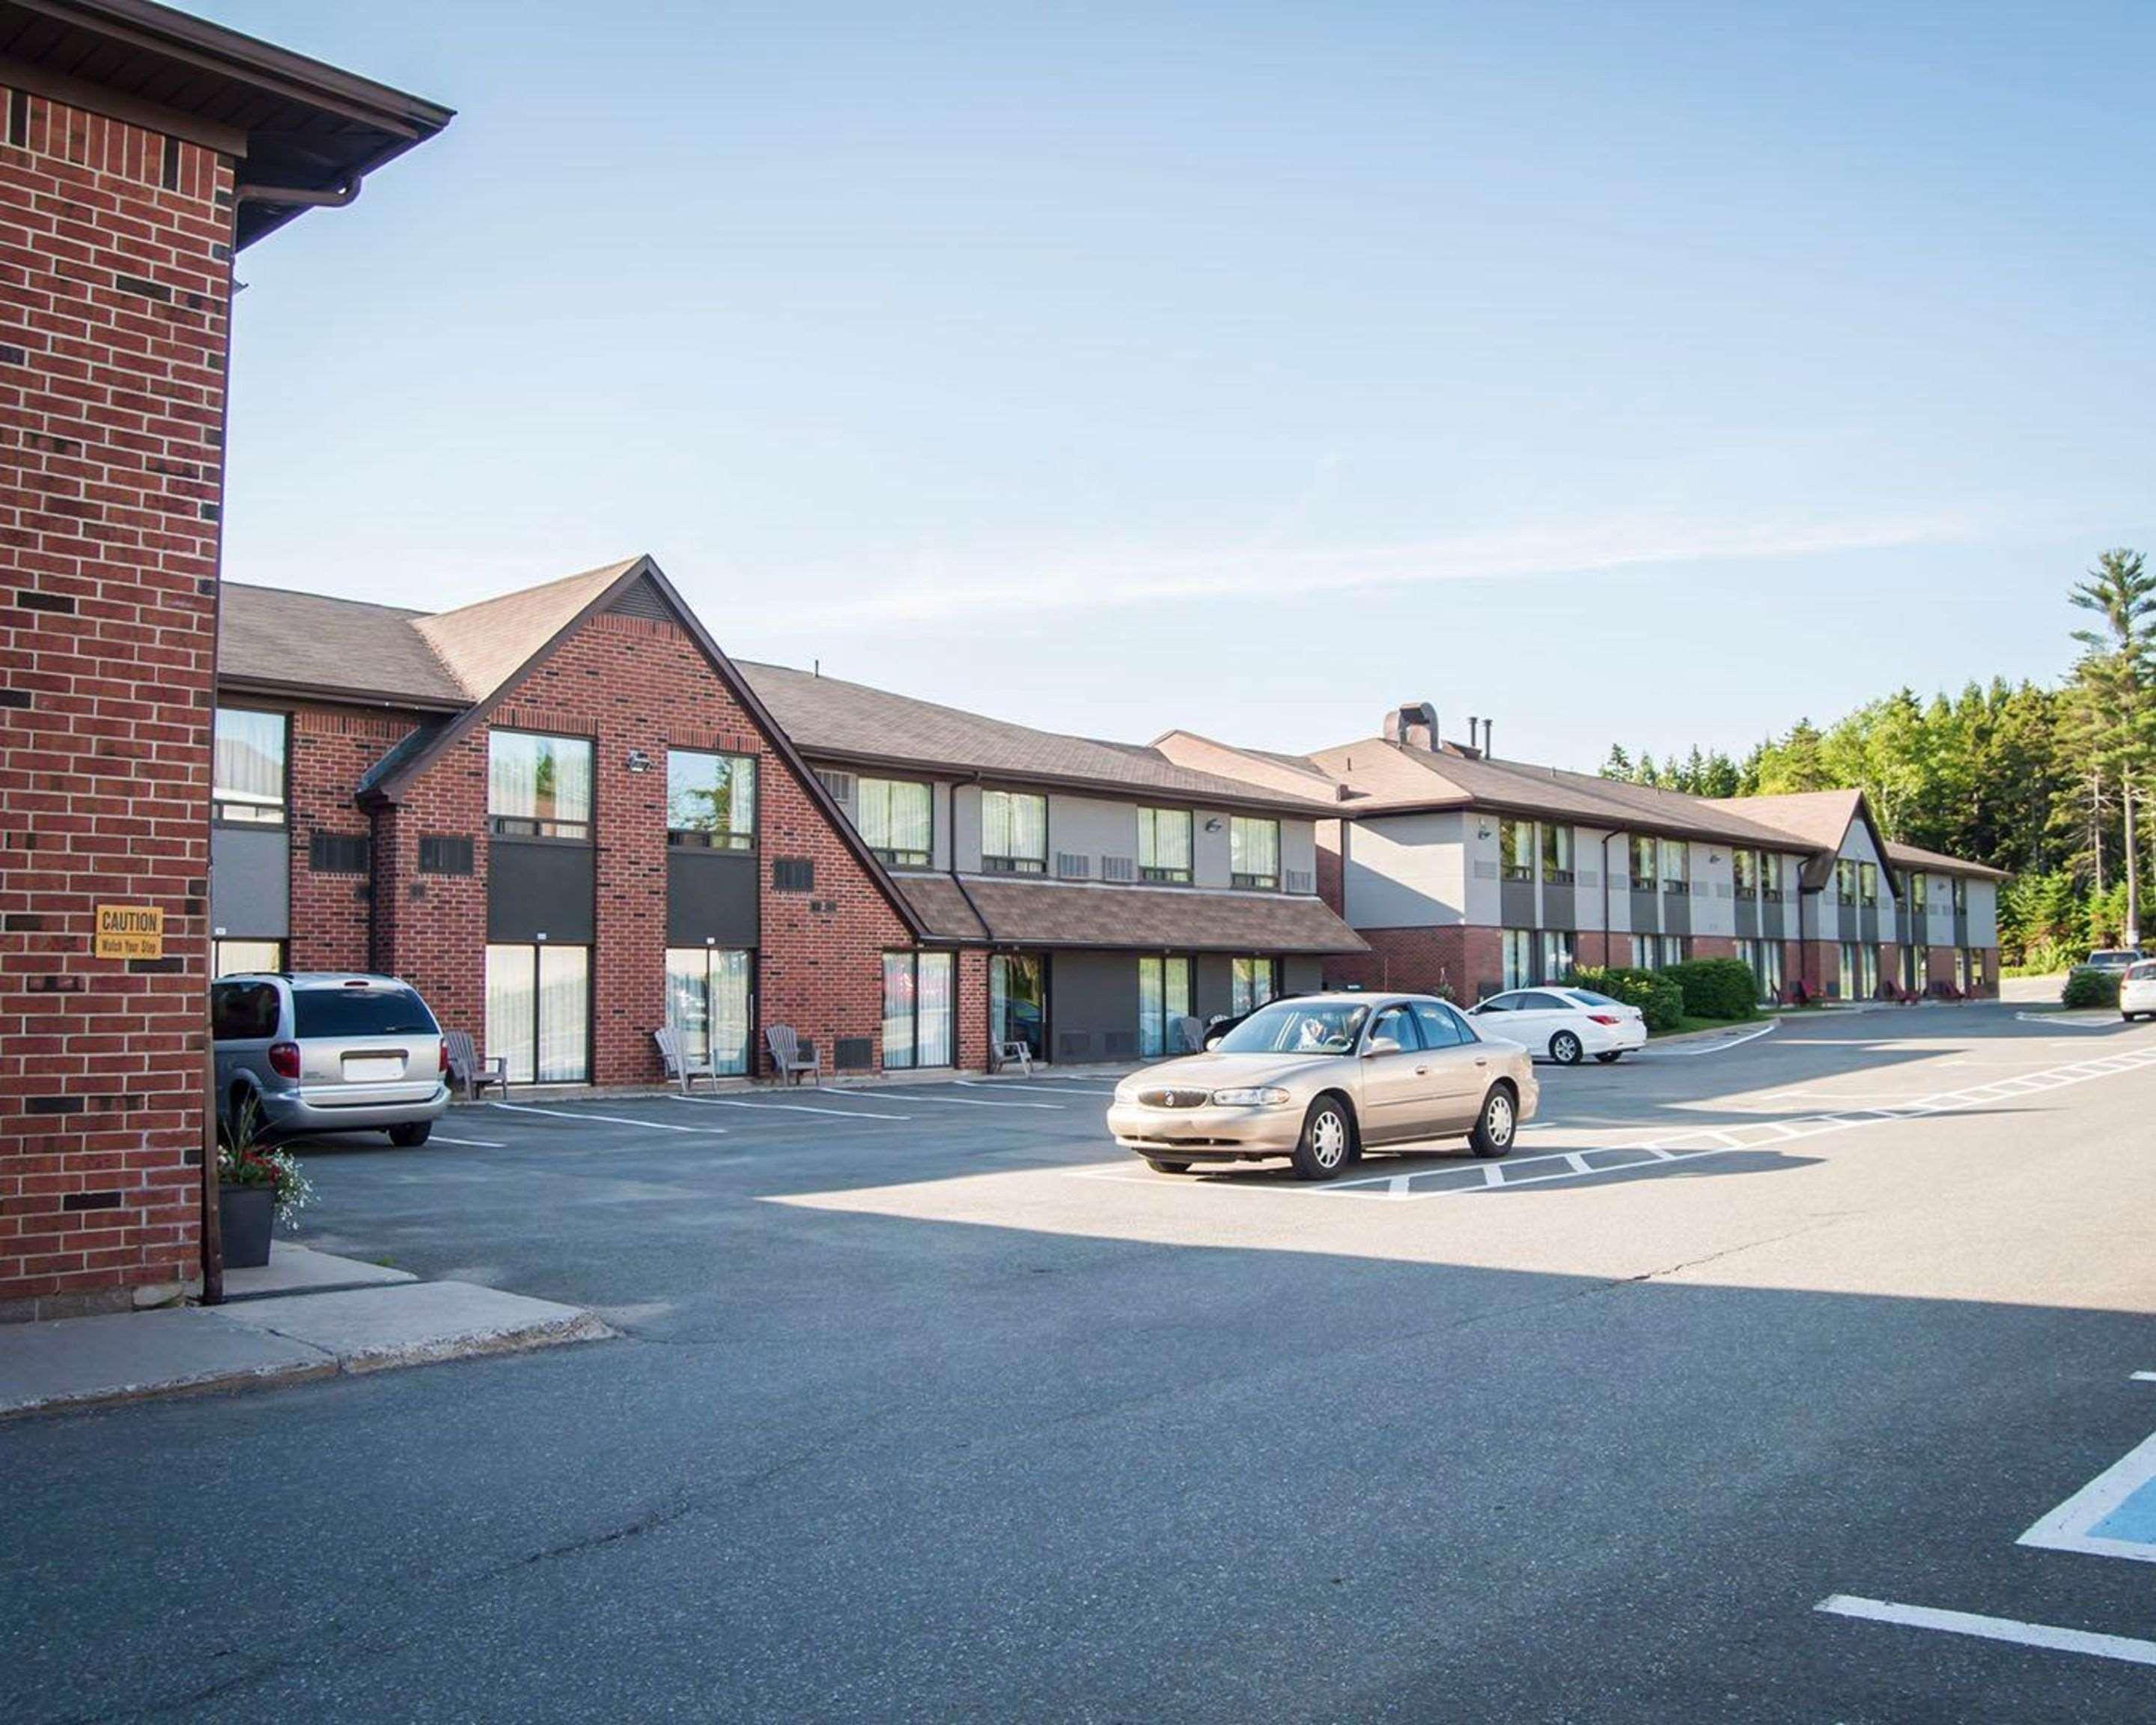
212 972 450 1146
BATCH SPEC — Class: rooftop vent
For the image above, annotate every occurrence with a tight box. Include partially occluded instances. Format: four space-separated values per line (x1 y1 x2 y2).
1382 701 1438 752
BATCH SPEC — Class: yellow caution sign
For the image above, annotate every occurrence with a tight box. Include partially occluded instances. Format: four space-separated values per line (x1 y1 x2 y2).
94 904 164 960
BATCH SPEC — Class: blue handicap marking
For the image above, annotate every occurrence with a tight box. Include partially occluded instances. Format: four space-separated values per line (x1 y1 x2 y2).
2021 1421 2156 1564
2091 1475 2156 1545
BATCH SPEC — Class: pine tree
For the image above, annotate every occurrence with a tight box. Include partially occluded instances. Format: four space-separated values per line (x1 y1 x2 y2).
2069 549 2155 943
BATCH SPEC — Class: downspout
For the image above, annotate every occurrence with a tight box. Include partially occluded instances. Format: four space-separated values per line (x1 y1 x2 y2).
234 174 365 211
1601 830 1616 967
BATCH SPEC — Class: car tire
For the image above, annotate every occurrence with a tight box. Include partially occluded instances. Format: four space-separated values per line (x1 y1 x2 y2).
1550 1030 1584 1065
1595 1050 1623 1064
1145 1157 1193 1175
1468 1084 1518 1160
1291 1095 1355 1181
388 1122 432 1148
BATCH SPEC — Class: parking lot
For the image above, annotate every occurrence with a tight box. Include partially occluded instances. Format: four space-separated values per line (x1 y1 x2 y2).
10 1002 2156 1721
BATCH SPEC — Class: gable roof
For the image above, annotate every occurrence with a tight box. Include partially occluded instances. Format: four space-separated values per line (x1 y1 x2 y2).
894 874 1365 954
735 661 1337 815
410 559 641 709
218 583 466 708
1884 839 2012 882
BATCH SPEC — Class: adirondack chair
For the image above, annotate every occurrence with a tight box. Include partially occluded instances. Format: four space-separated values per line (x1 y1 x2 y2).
764 1023 821 1086
992 1038 1033 1077
1170 1014 1204 1056
444 1029 508 1101
653 1025 718 1095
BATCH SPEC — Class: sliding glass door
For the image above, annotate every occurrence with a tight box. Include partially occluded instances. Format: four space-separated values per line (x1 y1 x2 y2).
990 953 1047 1062
1137 955 1193 1057
882 950 954 1069
486 943 589 1083
666 947 752 1075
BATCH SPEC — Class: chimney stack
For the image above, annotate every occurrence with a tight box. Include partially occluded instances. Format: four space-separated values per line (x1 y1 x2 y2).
1484 719 1495 758
1468 717 1482 752
1382 700 1439 752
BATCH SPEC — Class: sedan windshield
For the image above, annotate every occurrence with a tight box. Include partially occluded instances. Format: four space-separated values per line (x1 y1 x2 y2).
1565 989 1619 1007
1213 1000 1370 1055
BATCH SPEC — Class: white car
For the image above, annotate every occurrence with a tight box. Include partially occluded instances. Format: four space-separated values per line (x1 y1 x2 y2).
2122 961 2156 1023
1468 986 1648 1065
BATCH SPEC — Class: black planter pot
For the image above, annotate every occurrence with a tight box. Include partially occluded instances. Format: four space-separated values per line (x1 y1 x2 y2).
218 1184 275 1269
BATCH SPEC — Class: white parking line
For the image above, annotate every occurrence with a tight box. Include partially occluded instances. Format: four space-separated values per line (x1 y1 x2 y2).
2018 1427 2156 1565
668 1095 910 1122
1638 1022 1779 1057
2014 1011 2122 1030
956 1079 1118 1095
430 1134 508 1147
907 1093 1066 1111
1815 1594 2156 1667
485 1101 721 1134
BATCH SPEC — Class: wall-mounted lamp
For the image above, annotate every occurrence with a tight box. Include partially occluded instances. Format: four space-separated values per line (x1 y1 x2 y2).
625 749 653 773
1204 817 1223 833
1709 850 1723 865
1476 820 1493 841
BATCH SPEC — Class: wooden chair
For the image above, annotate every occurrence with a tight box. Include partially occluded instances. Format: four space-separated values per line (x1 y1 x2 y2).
764 1023 821 1086
444 1029 508 1101
1170 1014 1204 1055
653 1026 719 1095
993 1038 1033 1077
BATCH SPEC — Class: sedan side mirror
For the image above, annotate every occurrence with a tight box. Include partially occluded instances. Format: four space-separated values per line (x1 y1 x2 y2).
1365 1035 1402 1057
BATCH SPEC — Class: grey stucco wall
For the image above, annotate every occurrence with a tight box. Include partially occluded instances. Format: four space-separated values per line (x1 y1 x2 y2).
210 826 289 940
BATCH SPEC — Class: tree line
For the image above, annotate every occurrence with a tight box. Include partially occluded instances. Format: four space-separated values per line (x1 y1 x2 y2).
1598 550 2155 971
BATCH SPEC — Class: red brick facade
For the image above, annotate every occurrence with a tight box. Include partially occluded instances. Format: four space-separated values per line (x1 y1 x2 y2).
0 92 234 1318
1324 925 1504 1003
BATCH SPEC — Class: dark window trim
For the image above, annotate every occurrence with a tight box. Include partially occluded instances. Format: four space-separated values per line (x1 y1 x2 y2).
487 728 596 842
490 940 591 1085
666 746 758 851
213 703 291 830
487 814 592 844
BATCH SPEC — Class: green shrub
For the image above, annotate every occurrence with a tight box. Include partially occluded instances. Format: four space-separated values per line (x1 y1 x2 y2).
2062 967 2121 1010
1572 964 1684 1032
1663 958 1760 1020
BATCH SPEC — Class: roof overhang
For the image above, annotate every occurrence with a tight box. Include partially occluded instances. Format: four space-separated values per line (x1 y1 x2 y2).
792 744 1337 820
0 0 451 247
215 672 467 716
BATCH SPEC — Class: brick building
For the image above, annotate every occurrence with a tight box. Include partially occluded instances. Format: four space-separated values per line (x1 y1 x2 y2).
0 0 446 1320
211 558 1365 1087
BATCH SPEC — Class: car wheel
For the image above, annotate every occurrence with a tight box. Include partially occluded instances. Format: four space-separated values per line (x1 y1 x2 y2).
1291 1095 1355 1181
1594 1050 1623 1064
1550 1030 1584 1065
1145 1157 1193 1175
388 1122 432 1148
1468 1085 1517 1160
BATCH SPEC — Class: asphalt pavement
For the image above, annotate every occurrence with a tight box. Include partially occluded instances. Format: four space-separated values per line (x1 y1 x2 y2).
7 1003 2156 1721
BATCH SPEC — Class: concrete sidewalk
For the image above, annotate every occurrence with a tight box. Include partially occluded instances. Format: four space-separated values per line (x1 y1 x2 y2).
0 1250 610 1421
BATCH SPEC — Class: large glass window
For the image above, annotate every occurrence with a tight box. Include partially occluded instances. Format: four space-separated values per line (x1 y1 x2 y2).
1231 816 1279 889
981 790 1048 874
1502 928 1533 991
1910 872 1928 912
212 938 284 977
990 952 1047 1062
1860 861 1878 907
1541 824 1574 884
1952 876 1968 913
488 731 592 840
1230 956 1277 1015
1761 854 1785 902
485 943 588 1083
859 777 932 867
1138 955 1194 1057
1738 937 1783 1002
213 708 287 825
1628 834 1656 887
1499 818 1534 883
1733 850 1758 895
1137 807 1193 883
1539 929 1576 984
666 947 752 1075
1836 860 1857 906
1660 839 1690 895
666 751 755 850
882 950 954 1069
1632 934 1687 970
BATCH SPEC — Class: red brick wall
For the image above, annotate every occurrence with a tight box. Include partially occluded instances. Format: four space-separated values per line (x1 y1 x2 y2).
374 610 932 1084
1324 925 1504 1003
287 705 419 972
0 94 233 1318
1691 935 1738 961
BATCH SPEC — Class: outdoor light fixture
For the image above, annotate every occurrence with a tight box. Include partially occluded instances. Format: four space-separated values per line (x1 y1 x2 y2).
1477 820 1493 840
626 749 653 773
1205 817 1223 833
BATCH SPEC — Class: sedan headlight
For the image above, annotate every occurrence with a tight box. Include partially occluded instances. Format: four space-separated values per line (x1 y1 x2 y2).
1211 1086 1291 1107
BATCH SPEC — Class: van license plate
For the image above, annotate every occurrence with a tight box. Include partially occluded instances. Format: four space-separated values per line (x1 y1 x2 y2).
342 1055 404 1082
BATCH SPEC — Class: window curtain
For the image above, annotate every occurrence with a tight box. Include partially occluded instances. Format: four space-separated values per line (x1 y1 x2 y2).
1233 818 1279 880
213 709 285 809
1139 809 1191 873
1138 956 1190 1056
486 945 538 1085
490 734 591 824
882 953 917 1069
668 752 756 836
536 946 588 1081
984 791 1044 862
917 952 953 1067
666 948 710 1067
863 780 931 857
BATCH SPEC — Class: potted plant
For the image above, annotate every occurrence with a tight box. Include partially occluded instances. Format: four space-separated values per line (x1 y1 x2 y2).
216 1096 314 1269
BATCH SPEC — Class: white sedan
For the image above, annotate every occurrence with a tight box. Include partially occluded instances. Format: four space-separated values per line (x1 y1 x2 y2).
2123 961 2156 1022
1468 987 1648 1065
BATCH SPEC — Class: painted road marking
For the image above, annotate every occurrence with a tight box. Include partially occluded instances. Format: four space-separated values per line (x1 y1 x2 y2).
907 1093 1066 1111
485 1101 721 1134
669 1095 911 1122
1815 1595 2156 1668
2132 1372 2156 1384
956 1079 1119 1095
1636 1022 1779 1057
2014 1011 2123 1030
430 1134 508 1147
2020 1428 2156 1565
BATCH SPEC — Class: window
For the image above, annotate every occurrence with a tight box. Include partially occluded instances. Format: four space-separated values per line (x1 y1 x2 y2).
1836 860 1857 907
488 731 592 840
1136 807 1193 883
1412 1001 1467 1049
1761 854 1785 903
1632 934 1686 970
814 767 855 802
1660 839 1690 895
1230 956 1277 1016
881 950 954 1070
1910 872 1928 912
213 708 287 825
485 943 588 1083
1733 850 1757 895
1502 928 1533 991
1860 861 1878 907
1541 824 1574 885
213 939 284 979
1138 955 1195 1057
1738 937 1782 1002
1628 835 1657 888
990 952 1047 1063
1539 929 1575 985
1952 876 1968 913
210 980 280 1040
1230 816 1279 889
1858 943 1880 998
981 790 1048 874
667 947 752 1076
1967 949 1986 992
1367 1003 1420 1051
1955 948 1971 992
667 750 756 850
1500 818 1534 882
293 984 437 1039
858 777 931 867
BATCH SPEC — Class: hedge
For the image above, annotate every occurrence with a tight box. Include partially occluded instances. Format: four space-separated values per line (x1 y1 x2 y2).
1662 958 1760 1022
2062 967 2121 1010
1571 964 1684 1032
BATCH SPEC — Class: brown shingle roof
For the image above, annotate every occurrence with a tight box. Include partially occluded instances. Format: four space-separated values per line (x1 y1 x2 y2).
895 874 1365 953
1884 839 2011 881
412 559 641 707
218 584 466 706
737 661 1336 814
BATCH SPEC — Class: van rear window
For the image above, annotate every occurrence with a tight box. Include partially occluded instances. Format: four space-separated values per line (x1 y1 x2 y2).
293 988 438 1038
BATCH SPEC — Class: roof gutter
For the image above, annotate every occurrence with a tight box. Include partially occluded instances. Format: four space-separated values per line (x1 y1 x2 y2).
236 174 363 210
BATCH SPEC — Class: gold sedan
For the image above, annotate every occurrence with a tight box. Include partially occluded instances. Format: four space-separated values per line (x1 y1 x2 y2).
1106 992 1538 1180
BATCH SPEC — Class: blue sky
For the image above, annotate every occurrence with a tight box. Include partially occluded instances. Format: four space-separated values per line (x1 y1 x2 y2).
205 1 2155 767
